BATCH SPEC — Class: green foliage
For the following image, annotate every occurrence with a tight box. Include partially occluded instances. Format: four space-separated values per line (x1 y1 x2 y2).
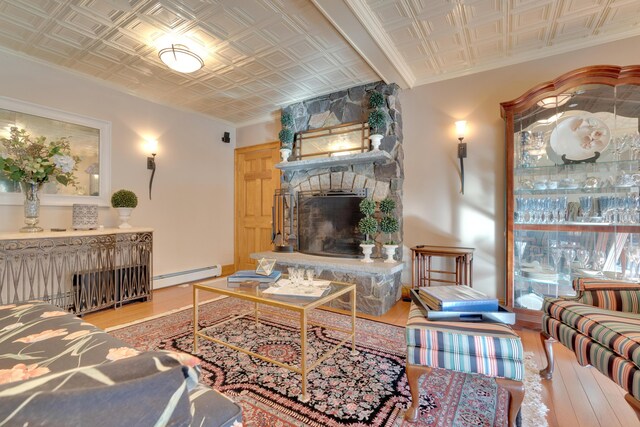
358 216 378 236
380 215 399 235
0 126 79 186
111 189 138 208
379 197 396 214
280 112 294 128
368 91 384 109
359 198 376 216
278 128 294 147
368 109 386 134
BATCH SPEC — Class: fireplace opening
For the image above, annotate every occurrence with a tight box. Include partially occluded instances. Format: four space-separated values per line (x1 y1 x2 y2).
297 189 367 258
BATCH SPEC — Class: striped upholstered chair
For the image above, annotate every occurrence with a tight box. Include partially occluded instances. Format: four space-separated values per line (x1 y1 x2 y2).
405 302 525 426
540 278 640 419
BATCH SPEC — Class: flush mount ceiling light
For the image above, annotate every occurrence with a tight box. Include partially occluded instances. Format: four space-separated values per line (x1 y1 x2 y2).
158 44 204 73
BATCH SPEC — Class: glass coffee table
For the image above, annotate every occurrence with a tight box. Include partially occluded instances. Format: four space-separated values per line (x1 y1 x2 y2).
193 279 357 402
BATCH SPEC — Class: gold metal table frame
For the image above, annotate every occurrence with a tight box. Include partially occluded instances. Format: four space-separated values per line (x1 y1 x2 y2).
193 280 357 402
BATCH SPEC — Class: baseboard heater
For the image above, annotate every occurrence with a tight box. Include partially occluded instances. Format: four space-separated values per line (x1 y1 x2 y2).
153 265 221 289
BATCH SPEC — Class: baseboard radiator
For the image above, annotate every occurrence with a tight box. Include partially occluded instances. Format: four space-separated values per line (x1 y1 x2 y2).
153 265 221 289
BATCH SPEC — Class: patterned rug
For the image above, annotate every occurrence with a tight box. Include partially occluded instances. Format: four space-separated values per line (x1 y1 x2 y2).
110 297 541 427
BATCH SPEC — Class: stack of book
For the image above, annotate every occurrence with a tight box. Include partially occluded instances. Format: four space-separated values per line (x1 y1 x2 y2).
418 285 498 312
227 270 281 288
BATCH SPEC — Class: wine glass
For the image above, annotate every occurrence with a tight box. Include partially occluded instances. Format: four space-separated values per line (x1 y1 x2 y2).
562 248 576 272
551 247 563 273
515 241 527 269
576 249 590 269
592 250 606 272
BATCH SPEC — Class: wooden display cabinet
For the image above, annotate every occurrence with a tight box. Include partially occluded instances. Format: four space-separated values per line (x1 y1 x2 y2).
501 65 640 328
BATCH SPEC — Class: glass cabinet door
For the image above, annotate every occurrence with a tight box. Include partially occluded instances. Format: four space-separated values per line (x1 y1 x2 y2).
502 66 640 327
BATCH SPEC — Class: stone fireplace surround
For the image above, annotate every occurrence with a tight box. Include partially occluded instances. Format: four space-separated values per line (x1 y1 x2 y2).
253 82 404 316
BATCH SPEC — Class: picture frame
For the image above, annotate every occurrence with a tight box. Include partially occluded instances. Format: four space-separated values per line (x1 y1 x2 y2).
0 96 111 206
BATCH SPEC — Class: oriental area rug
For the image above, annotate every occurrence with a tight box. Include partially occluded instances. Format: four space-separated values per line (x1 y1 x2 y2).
109 297 547 427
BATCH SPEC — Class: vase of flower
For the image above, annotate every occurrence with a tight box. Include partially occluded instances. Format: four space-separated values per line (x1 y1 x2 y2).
359 243 375 263
382 244 398 263
19 181 44 233
0 127 79 232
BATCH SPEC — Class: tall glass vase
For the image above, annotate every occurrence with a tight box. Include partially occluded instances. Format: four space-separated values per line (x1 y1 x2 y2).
19 181 44 233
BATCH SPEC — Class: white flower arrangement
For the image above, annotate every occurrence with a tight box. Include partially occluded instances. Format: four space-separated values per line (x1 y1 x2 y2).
0 127 80 186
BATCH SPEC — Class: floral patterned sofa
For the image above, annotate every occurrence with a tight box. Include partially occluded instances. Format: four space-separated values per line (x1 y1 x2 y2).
539 278 640 420
0 301 242 426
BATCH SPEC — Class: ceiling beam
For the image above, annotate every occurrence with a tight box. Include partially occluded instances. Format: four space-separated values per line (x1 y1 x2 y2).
311 0 414 89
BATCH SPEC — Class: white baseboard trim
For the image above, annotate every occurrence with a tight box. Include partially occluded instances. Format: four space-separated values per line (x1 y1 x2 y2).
153 265 221 289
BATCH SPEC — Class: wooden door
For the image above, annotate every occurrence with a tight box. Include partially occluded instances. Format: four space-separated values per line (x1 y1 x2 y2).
234 142 281 271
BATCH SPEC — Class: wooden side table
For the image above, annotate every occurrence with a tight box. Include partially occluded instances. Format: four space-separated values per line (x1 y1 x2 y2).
411 245 474 288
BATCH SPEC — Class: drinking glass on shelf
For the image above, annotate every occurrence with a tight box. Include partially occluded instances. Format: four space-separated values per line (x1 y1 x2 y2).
592 250 606 272
562 247 576 272
576 249 590 268
515 241 527 270
551 247 563 273
579 196 592 221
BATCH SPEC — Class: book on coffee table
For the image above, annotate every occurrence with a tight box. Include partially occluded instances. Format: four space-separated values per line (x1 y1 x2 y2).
227 270 281 283
418 285 498 312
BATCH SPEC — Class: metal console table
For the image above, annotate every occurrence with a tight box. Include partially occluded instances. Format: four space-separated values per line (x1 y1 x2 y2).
411 245 474 288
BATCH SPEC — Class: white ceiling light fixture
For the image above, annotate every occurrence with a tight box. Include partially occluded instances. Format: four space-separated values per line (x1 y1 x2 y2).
158 44 204 73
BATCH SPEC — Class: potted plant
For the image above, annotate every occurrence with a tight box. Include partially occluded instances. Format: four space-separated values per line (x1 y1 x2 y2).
357 198 378 263
111 189 138 229
379 197 399 262
279 112 294 162
367 91 386 151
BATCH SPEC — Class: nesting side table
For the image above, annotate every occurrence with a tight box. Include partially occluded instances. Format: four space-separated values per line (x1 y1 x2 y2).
411 245 474 288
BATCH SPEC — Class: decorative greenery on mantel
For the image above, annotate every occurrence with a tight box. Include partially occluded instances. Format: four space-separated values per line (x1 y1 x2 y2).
275 150 392 172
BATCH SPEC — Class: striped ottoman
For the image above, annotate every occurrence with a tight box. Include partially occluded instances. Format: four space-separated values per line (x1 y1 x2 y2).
405 302 525 426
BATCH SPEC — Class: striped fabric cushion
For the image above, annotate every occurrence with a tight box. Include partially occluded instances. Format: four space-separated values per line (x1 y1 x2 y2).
543 298 640 367
543 315 640 400
574 278 640 313
406 303 524 381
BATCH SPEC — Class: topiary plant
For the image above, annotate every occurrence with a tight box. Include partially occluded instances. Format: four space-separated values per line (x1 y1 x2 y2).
278 128 294 148
358 216 378 244
369 91 384 109
279 112 295 149
359 198 376 216
379 197 399 244
380 215 399 244
368 109 386 135
280 112 294 128
379 197 396 215
358 197 378 243
111 189 138 208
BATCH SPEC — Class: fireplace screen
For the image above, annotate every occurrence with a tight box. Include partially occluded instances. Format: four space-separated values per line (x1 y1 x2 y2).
297 189 367 258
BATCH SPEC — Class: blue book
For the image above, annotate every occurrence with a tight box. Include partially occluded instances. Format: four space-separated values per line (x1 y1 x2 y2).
227 270 281 282
418 285 498 312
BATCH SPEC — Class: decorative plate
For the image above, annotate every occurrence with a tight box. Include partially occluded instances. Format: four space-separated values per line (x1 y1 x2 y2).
549 115 611 162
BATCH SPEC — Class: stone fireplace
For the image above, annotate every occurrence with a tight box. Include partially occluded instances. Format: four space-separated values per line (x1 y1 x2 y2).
254 81 405 316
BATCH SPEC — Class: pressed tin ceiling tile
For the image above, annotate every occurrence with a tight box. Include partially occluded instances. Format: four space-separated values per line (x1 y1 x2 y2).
0 0 639 124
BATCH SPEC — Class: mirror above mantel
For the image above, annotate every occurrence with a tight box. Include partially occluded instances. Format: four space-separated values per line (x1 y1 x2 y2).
292 121 370 160
0 97 111 207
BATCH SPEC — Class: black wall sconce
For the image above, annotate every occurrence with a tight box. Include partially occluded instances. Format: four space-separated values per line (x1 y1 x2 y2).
455 121 467 194
146 139 158 200
222 131 230 143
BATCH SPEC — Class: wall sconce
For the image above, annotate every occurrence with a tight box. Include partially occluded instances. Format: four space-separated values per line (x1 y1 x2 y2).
158 44 204 74
145 139 158 200
455 120 467 195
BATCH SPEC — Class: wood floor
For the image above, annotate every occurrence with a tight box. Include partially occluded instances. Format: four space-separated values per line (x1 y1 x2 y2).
84 284 639 427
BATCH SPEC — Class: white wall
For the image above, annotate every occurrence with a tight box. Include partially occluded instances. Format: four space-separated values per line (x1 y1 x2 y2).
0 51 236 279
236 118 279 148
237 35 640 299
